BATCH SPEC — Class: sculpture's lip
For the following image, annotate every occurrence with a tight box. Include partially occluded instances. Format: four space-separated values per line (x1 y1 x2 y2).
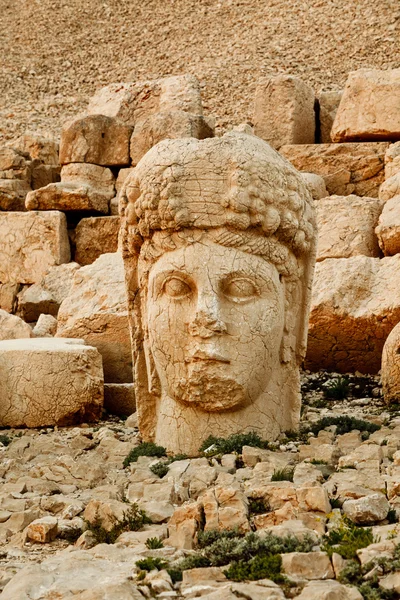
187 349 230 364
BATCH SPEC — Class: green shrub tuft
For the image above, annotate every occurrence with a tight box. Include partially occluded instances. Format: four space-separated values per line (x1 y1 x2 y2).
123 442 167 468
145 536 164 549
271 467 294 482
323 377 349 400
322 516 374 560
150 462 169 478
307 416 380 437
136 557 168 572
224 554 284 582
198 432 269 455
86 503 151 545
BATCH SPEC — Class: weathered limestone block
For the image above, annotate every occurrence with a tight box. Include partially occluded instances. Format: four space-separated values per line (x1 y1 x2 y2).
254 75 315 148
385 142 400 179
376 196 400 256
104 383 135 416
13 133 59 165
130 111 214 166
59 114 132 166
26 516 58 543
318 90 343 144
56 252 132 383
17 262 80 322
167 502 202 549
382 322 400 404
316 195 381 261
342 493 390 524
32 314 57 337
301 172 328 201
0 179 31 211
280 142 388 198
30 162 60 190
120 132 317 454
0 211 70 284
87 74 203 125
0 309 32 340
331 69 400 142
0 338 103 427
0 283 19 312
379 172 400 202
201 486 250 532
26 163 115 213
294 580 363 600
282 551 334 580
0 147 31 180
307 255 400 373
74 216 120 265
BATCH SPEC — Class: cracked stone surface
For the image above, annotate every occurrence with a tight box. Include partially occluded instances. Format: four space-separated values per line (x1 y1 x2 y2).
120 131 317 454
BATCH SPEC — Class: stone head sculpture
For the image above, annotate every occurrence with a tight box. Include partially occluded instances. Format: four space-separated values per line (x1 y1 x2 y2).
120 132 317 454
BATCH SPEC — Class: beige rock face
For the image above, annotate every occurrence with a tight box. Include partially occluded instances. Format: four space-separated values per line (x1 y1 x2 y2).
382 322 400 404
254 75 315 149
379 172 400 202
87 75 203 125
385 142 400 179
56 252 132 383
376 196 400 256
130 111 214 166
26 163 115 213
294 580 363 600
318 91 343 144
331 69 400 142
0 309 33 340
13 133 59 165
301 172 328 201
120 132 317 454
307 255 400 373
316 195 381 261
74 216 120 265
0 338 103 427
280 142 388 198
26 516 58 543
17 262 80 321
59 114 132 166
32 313 57 337
0 282 19 312
0 211 70 284
282 551 334 580
0 179 31 211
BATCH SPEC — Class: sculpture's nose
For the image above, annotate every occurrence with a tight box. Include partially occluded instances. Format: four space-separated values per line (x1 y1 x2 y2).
188 293 227 338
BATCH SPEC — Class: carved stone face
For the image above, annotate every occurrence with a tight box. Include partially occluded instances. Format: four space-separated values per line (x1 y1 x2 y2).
147 240 285 412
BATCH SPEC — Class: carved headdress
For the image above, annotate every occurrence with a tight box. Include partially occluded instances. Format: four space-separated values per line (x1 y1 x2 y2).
119 132 317 441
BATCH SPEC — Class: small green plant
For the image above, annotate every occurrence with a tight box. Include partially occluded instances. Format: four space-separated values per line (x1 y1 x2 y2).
323 377 349 400
0 434 11 446
248 497 270 515
150 462 169 478
167 568 183 583
329 497 342 509
145 536 164 549
338 556 400 599
225 553 285 583
322 516 374 560
136 557 169 572
123 442 167 468
86 504 151 544
307 416 380 437
271 467 294 482
199 432 270 456
310 459 328 465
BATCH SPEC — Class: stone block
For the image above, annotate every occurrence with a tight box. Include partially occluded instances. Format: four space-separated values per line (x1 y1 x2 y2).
0 283 19 312
0 338 103 427
385 142 400 179
294 580 363 600
318 90 343 143
316 195 381 261
13 133 59 165
56 252 132 383
0 211 70 284
331 68 400 142
376 196 400 256
60 114 132 166
30 162 60 190
281 551 334 580
301 172 328 200
306 255 400 373
254 74 315 148
379 172 400 202
342 493 390 524
0 309 32 340
74 216 120 266
26 163 115 214
130 110 214 165
32 314 57 337
0 147 31 180
87 74 203 125
280 142 389 197
26 516 58 543
17 262 80 322
382 322 400 404
104 383 135 416
0 179 31 211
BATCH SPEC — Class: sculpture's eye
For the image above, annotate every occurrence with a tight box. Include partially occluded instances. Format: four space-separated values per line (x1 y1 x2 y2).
223 277 259 301
163 277 192 299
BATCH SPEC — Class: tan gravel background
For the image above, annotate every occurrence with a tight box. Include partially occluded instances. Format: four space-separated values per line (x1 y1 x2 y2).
1 0 399 143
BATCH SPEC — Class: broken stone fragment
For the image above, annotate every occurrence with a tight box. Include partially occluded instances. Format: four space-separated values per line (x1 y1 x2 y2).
379 172 400 202
26 516 58 543
0 179 31 211
376 195 400 256
318 90 343 144
254 74 315 148
294 580 363 599
59 114 132 166
0 309 32 340
32 314 58 337
385 142 400 179
382 322 400 405
0 211 70 284
281 551 334 580
74 216 120 265
13 132 59 165
280 142 389 197
342 493 390 524
301 172 328 200
0 338 103 427
315 195 381 261
331 68 400 142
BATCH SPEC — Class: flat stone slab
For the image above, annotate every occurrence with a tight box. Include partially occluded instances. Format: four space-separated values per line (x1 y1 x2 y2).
0 338 103 427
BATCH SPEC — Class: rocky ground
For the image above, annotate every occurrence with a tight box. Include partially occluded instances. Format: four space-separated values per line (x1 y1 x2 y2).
0 370 400 598
1 0 399 143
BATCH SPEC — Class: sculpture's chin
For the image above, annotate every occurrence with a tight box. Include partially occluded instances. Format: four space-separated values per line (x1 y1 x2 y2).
175 371 250 412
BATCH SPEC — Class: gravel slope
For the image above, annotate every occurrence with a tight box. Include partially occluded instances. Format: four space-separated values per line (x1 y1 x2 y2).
1 0 399 142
